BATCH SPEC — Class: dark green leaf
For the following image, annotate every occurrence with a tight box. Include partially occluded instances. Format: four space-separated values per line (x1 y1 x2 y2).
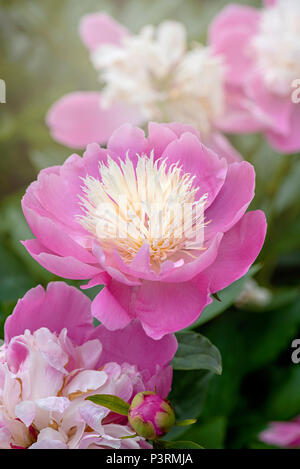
173 331 222 374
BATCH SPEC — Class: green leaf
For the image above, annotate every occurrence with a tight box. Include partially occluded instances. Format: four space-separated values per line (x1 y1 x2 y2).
175 419 197 427
154 440 203 449
86 394 130 416
172 331 222 375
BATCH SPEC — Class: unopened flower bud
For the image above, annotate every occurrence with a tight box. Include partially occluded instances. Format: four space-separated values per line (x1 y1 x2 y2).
128 391 175 440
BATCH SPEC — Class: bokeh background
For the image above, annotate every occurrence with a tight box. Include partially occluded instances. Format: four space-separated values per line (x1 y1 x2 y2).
0 0 300 449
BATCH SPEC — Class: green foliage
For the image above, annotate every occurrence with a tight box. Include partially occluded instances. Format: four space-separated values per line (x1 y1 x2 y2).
86 394 130 416
173 331 222 374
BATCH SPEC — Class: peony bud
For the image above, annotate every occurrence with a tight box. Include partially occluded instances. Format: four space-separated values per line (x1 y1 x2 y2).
128 391 175 440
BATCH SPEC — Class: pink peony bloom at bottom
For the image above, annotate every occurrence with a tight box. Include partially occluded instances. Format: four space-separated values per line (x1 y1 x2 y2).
260 418 300 448
0 282 177 449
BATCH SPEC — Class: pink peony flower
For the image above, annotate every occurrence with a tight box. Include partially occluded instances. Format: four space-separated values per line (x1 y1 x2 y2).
128 391 175 440
47 13 242 164
0 282 177 449
260 417 300 448
209 0 300 153
22 122 267 339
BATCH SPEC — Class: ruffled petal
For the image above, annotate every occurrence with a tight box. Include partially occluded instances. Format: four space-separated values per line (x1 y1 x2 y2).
79 12 129 52
47 92 141 149
5 282 94 345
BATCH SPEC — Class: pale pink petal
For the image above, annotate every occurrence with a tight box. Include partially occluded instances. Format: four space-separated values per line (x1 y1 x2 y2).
30 428 67 449
15 401 36 427
79 12 129 52
66 370 107 395
47 92 141 149
30 439 68 449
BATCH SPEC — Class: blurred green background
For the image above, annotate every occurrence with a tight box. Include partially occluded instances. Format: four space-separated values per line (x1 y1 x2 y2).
0 0 300 449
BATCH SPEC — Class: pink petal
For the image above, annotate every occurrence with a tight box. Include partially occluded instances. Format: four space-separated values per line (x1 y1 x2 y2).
91 279 134 331
22 204 95 264
156 122 200 139
23 167 86 239
266 104 300 153
148 122 178 158
246 72 293 135
135 279 212 339
22 239 102 279
264 0 277 5
217 85 266 133
107 124 149 163
79 12 129 52
162 132 228 207
205 161 255 239
47 92 141 149
92 319 177 375
207 132 242 164
161 233 223 283
5 282 94 345
199 210 267 294
145 365 173 398
209 5 260 86
260 421 300 448
92 242 141 286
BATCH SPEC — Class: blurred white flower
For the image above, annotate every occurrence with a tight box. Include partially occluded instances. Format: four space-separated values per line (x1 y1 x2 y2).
253 0 300 96
235 279 271 308
91 21 225 138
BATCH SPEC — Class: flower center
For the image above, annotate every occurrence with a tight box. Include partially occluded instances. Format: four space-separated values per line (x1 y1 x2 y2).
78 153 207 269
253 0 300 96
91 21 225 138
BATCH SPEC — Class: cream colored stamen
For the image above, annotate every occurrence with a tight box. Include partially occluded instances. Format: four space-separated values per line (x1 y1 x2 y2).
78 153 208 269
